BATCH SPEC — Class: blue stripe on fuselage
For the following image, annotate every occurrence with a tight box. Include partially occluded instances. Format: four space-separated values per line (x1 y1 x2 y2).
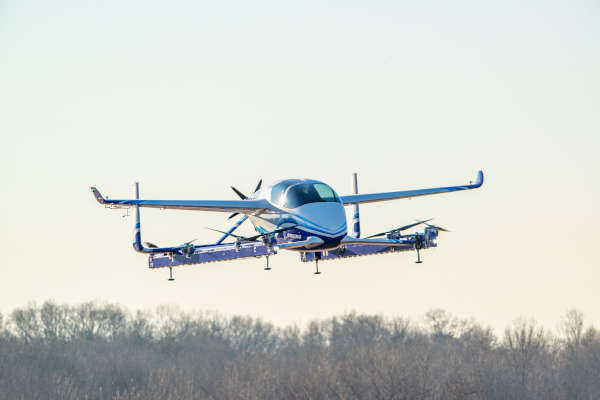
280 227 346 250
249 202 347 250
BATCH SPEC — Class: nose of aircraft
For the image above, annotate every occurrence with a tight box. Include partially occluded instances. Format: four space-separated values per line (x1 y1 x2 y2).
296 202 347 236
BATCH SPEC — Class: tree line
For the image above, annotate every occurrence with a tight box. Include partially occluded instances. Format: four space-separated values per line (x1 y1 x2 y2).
0 301 598 399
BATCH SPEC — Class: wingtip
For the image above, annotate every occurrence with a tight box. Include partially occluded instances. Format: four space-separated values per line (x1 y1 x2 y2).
475 170 484 187
90 186 107 204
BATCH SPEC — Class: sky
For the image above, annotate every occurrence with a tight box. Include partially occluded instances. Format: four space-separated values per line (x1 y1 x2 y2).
2 0 599 333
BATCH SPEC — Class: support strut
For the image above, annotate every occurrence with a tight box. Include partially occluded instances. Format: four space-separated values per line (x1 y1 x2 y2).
314 259 321 275
415 235 423 264
314 252 322 275
264 255 271 270
168 267 175 281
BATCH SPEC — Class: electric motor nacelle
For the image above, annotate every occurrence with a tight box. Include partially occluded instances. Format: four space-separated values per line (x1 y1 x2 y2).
424 226 438 243
386 232 401 240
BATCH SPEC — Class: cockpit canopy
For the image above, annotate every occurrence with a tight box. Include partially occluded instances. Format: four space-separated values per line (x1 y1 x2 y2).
270 179 341 208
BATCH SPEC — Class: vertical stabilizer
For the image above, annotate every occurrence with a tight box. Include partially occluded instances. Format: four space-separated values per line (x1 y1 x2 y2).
352 173 360 238
133 182 143 252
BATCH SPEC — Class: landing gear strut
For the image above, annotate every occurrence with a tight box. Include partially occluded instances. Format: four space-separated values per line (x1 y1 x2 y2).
415 248 422 264
415 235 423 264
264 255 271 271
168 267 175 281
314 252 322 275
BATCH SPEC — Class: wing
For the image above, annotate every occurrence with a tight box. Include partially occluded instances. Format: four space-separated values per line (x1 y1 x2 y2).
340 170 483 206
91 187 272 213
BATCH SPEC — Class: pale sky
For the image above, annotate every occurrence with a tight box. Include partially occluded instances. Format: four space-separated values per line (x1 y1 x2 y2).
2 1 599 332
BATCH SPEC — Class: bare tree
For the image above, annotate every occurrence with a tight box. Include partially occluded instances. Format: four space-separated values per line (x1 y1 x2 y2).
2 301 600 400
503 318 549 399
10 302 42 343
40 300 69 341
558 310 600 399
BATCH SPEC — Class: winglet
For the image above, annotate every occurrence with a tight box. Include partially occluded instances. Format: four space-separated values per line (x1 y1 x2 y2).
90 187 107 204
472 170 484 188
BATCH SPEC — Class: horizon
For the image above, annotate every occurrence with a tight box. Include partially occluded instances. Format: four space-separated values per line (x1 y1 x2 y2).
2 298 596 339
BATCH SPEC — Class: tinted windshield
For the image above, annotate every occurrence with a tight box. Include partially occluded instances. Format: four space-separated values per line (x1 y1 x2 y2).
284 183 340 208
270 179 301 205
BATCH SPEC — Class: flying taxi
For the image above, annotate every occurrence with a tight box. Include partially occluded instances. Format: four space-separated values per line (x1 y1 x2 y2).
91 171 483 280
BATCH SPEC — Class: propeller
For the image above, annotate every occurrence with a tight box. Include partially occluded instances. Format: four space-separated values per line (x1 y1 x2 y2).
366 219 432 239
423 222 451 232
180 239 198 258
207 224 298 244
143 239 197 249
228 179 262 219
206 228 248 241
245 225 297 242
144 241 171 256
230 186 247 200
254 178 262 193
143 239 197 258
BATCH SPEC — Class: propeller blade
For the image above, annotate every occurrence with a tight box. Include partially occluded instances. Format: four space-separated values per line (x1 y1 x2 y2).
231 186 247 200
227 181 259 219
424 222 451 232
366 231 387 238
397 219 432 232
144 242 159 248
208 224 297 243
365 219 432 238
206 227 248 240
246 224 298 241
254 179 262 193
182 239 197 246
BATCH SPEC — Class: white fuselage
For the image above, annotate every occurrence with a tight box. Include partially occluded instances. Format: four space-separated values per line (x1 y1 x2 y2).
247 179 348 251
